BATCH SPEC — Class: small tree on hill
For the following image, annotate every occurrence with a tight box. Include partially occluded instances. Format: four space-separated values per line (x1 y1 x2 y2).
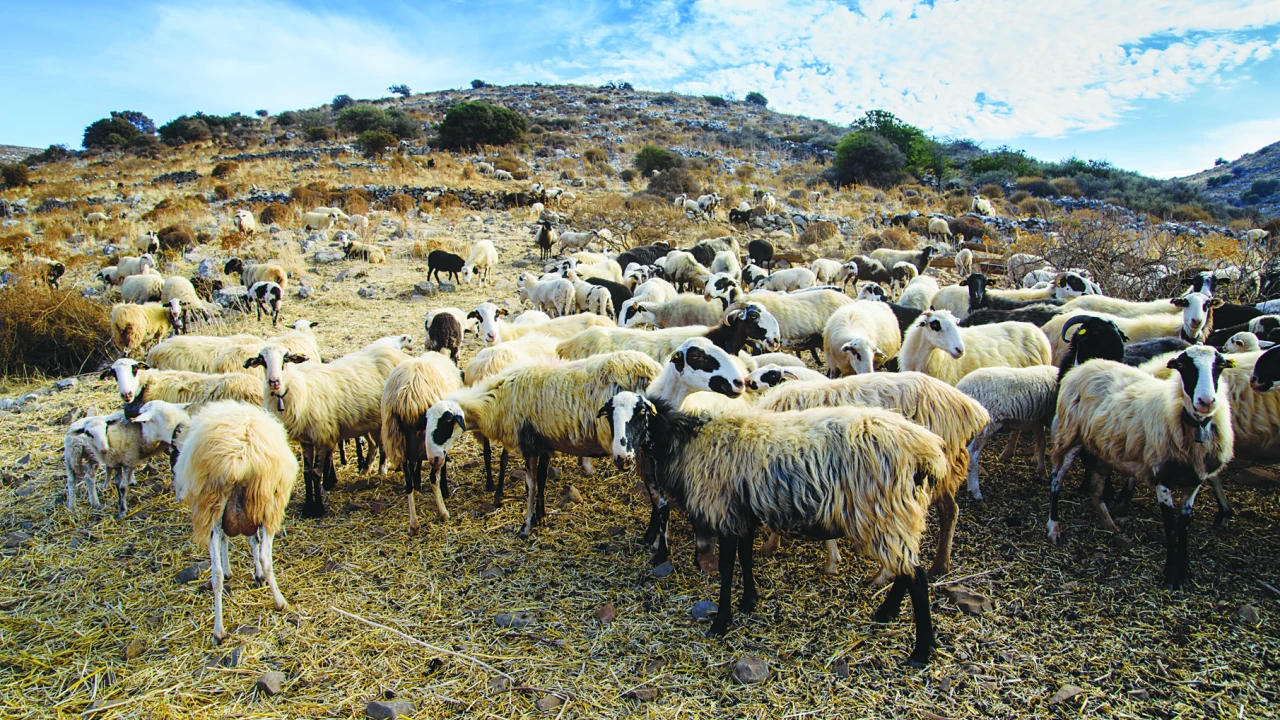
830 131 907 188
745 91 768 107
632 146 684 175
336 105 388 135
358 130 397 158
332 94 356 111
112 110 155 135
388 84 411 98
83 113 145 149
435 101 527 150
471 79 486 89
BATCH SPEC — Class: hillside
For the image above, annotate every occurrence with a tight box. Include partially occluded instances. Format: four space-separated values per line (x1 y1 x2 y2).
1178 140 1280 218
0 144 39 164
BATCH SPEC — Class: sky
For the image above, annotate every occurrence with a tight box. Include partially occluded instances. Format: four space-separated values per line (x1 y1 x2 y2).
3 0 1280 178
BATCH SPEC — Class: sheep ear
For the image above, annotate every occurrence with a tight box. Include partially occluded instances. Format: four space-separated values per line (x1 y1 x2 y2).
874 348 889 363
284 353 309 364
98 367 114 380
1119 330 1130 342
1223 358 1236 369
596 400 613 419
243 356 265 369
671 351 685 372
1172 297 1189 307
452 413 467 431
1210 298 1224 308
131 410 155 424
498 307 509 317
1166 356 1182 369
136 362 149 370
644 399 657 416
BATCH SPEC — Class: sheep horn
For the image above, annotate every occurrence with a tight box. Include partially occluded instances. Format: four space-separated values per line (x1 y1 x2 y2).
1061 314 1091 341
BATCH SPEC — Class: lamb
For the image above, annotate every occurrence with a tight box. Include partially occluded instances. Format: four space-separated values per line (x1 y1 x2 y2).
426 309 462 362
1047 346 1235 589
120 273 164 304
900 310 1052 385
621 294 723 329
869 246 935 274
583 277 632 315
100 358 262 413
303 209 340 231
822 300 902 376
111 303 175 356
744 364 829 392
234 209 257 234
116 254 157 282
424 350 662 538
658 251 711 292
754 267 816 292
245 340 411 517
890 261 919 290
955 365 1058 500
380 352 465 535
98 266 120 286
927 217 952 241
427 250 466 284
517 272 575 317
810 258 843 286
557 230 594 254
94 405 183 517
63 413 112 511
586 285 614 319
493 169 514 181
224 258 287 292
461 240 498 285
468 302 612 344
346 213 368 235
848 254 892 286
136 399 296 643
248 281 284 327
1225 331 1273 353
897 274 940 312
533 220 557 261
424 307 479 342
954 248 974 278
972 196 994 215
599 388 948 667
342 238 386 263
712 250 743 281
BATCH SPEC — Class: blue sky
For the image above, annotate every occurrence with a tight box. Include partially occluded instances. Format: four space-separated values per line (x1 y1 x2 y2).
4 0 1280 178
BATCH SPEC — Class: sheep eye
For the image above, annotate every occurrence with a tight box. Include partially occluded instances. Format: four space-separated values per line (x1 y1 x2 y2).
929 320 941 331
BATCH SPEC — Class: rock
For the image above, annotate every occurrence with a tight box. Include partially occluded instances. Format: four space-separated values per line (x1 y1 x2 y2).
596 603 616 625
15 453 30 468
320 559 344 573
215 285 249 309
53 378 78 390
1050 684 1083 705
535 696 563 712
996 650 1018 663
365 700 415 719
494 611 534 629
367 500 386 516
232 624 260 636
438 282 456 293
834 658 850 678
941 584 992 615
624 687 659 701
644 658 667 676
123 639 146 660
413 282 437 297
691 601 717 621
175 560 210 583
1237 604 1261 626
313 250 345 264
481 566 504 580
81 286 101 298
607 525 626 538
196 259 219 279
3 532 30 549
561 485 583 505
56 408 85 425
732 656 770 684
488 676 511 693
13 484 34 497
357 286 378 299
256 670 285 696
210 647 242 668
296 284 312 299
651 561 674 578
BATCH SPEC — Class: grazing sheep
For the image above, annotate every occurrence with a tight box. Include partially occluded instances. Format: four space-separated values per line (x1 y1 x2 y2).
600 389 947 667
517 272 575 317
822 300 902 376
248 281 283 327
557 230 594 254
897 274 940 312
810 258 843 286
303 209 340 231
63 413 112 511
424 307 479 342
1043 297 1218 366
870 246 935 274
85 211 110 224
1048 347 1234 589
955 365 1058 500
427 250 466 284
381 352 465 535
234 209 257 234
461 240 498 285
111 303 175 356
424 351 662 538
346 213 368 235
120 273 164 304
747 239 774 269
754 267 816 292
722 288 854 363
468 302 611 344
890 261 919 289
586 285 614 319
561 302 779 362
622 294 724 329
245 340 410 518
927 217 952 241
116 254 157 282
134 231 159 255
900 310 1052 385
712 250 743 281
342 238 386 264
657 251 711 292
100 358 262 413
224 258 287 292
533 220 557 261
98 266 121 286
849 254 892 286
426 310 462 362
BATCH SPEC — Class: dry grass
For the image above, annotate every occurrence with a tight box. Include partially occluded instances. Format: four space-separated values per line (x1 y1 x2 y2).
0 281 113 377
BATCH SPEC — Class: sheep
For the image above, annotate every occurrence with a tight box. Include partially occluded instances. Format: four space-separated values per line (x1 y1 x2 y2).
341 238 386 263
98 266 120 286
618 279 679 323
728 208 753 225
93 406 182 517
561 302 779 362
234 209 257 234
85 211 110 224
955 248 973 277
135 399 296 643
99 358 263 414
586 285 614 319
810 258 843 286
1225 331 1274 353
134 231 159 256
615 242 672 272
210 321 323 374
345 213 368 235
475 161 495 175
426 309 462 362
890 261 919 290
120 273 164 304
583 277 632 315
758 192 778 213
621 294 723 329
461 240 498 285
245 340 410 518
742 263 769 289
517 272 575 317
955 365 1058 500
111 303 175 356
557 230 594 254
1061 294 1183 318
622 262 651 289
146 333 262 372
313 205 350 221
427 250 466 284
900 310 1052 385
63 413 112 511
599 389 948 667
1047 346 1235 589
721 288 854 363
822 300 902 376
657 251 710 292
712 250 742 281
747 239 774 269
423 350 662 538
927 217 952 241
248 281 284 327
1207 314 1280 347
754 267 816 292
1251 345 1280 391
561 268 601 313
858 283 888 302
897 274 940 312
688 236 739 266
492 169 514 181
961 303 1064 329
468 302 612 344
930 274 1053 320
303 209 339 231
849 254 892 285
533 220 557 261
224 258 287 292
1043 296 1219 366
744 364 829 392
972 196 994 215
870 246 934 274
424 307 479 342
116 254 157 282
529 202 545 218
696 193 721 214
381 352 465 535
162 276 219 332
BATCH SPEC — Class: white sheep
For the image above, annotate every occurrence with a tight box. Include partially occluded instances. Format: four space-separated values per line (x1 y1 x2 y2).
557 230 593 254
656 251 710 292
1043 295 1217 365
758 192 778 213
620 294 723 329
115 254 157 282
727 288 854 361
517 272 575 317
897 274 940 312
461 240 498 285
303 209 339 231
63 413 112 511
347 213 368 235
870 247 935 274
586 285 614 319
890 261 919 291
900 309 1051 385
111 303 175 356
810 258 843 286
85 211 111 224
145 333 262 372
99 358 262 411
927 217 952 241
210 321 323 373
711 250 742 281
120 273 164 304
475 161 495 175
822 300 902 376
247 281 284 326
493 169 514 181
1225 331 1273 353
234 209 257 234
468 302 611 344
1243 228 1271 243
92 406 182 517
955 248 974 277
954 365 1059 500
98 266 121 286
754 267 816 292
972 196 994 215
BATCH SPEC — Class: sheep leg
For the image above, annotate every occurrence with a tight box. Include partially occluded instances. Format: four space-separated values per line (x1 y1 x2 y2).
694 524 718 573
338 440 348 467
928 491 958 578
822 540 841 576
534 453 550 525
404 453 420 537
1033 425 1047 479
757 532 780 557
1111 476 1136 516
321 449 338 491
738 528 758 613
495 449 509 506
115 468 132 519
300 445 325 519
965 424 997 500
428 463 449 521
354 437 370 473
1157 485 1180 590
906 566 935 668
519 457 538 539
579 457 595 477
1210 475 1233 527
1088 461 1122 536
1175 486 1199 589
262 531 286 611
250 528 265 585
641 482 664 546
998 430 1021 463
209 526 227 644
482 437 494 491
872 570 910 623
220 528 231 579
707 534 739 637
65 460 78 512
86 466 100 509
1047 446 1081 545
439 457 450 499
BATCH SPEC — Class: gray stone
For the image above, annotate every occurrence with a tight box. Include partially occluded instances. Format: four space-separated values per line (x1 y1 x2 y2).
3 532 30 549
196 259 219 279
494 611 534 629
296 284 312 299
215 285 249 309
437 282 456 293
13 483 34 497
15 453 30 468
366 700 415 719
176 560 210 583
651 561 674 578
535 696 563 712
691 601 717 621
1049 684 1083 705
413 282 437 297
313 250 345 264
80 285 101 298
56 408 85 425
357 286 378 299
732 656 770 684
53 378 78 390
256 671 285 696
1237 604 1261 626
481 567 504 580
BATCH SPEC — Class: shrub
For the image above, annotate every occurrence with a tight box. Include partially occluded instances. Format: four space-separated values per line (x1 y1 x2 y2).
1051 177 1082 198
337 105 387 135
259 203 291 225
255 109 268 118
157 224 196 252
305 126 334 141
703 95 727 107
978 183 1004 199
1171 204 1212 223
471 79 486 89
745 92 768 107
388 84 411 98
830 131 907 188
1018 197 1054 217
945 198 970 215
799 220 839 245
1262 218 1280 235
493 156 524 174
619 168 636 183
158 116 211 144
211 161 238 178
23 144 71 166
1 163 30 187
0 283 112 376
332 94 356 111
435 101 528 150
331 189 370 216
358 130 397 158
83 115 142 149
289 186 324 207
904 195 926 209
383 110 422 140
213 184 232 201
1250 178 1279 198
646 167 700 198
586 94 609 105
528 124 546 135
584 148 608 164
735 165 755 180
1008 190 1031 204
633 146 684 175
276 111 300 127
1016 176 1058 198
1206 174 1233 189
219 230 249 252
385 194 415 213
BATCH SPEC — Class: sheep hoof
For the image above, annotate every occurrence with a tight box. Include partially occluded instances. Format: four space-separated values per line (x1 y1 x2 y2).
1213 509 1233 528
927 563 948 579
705 622 729 638
408 524 420 538
738 596 756 614
273 599 288 612
211 631 226 645
300 502 326 519
517 527 531 541
871 606 897 624
905 655 930 669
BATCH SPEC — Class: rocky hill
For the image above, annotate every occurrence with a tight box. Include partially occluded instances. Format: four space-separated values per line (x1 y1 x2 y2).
0 145 39 164
1178 140 1280 217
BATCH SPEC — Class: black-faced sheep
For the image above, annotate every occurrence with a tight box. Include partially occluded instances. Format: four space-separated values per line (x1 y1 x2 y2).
533 220 557 261
426 310 462 362
224 258 288 292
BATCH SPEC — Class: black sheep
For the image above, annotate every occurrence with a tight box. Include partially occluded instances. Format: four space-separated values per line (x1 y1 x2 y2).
426 311 462 363
1251 345 1280 392
534 220 556 261
747 238 773 270
616 243 671 270
728 208 752 225
427 250 466 284
585 277 632 312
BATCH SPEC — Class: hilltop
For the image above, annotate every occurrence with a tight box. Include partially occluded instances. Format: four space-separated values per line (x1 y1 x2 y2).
1178 140 1280 218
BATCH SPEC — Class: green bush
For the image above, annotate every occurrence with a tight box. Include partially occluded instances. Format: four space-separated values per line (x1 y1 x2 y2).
471 79 486 89
1 163 30 187
388 84 411 98
703 95 727 107
584 148 608 164
158 116 211 144
382 110 422 139
1250 178 1279 197
435 101 528 149
1206 174 1232 188
332 94 355 110
632 146 684 175
358 130 397 158
1016 177 1058 198
23 144 71 166
83 114 142 149
305 126 335 141
337 105 388 135
745 92 768 107
829 131 907 188
276 111 300 127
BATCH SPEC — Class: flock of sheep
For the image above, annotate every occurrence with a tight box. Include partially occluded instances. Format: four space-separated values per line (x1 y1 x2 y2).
57 189 1280 668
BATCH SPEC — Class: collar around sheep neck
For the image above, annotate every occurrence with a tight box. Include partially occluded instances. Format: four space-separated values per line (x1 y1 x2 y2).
1180 409 1213 443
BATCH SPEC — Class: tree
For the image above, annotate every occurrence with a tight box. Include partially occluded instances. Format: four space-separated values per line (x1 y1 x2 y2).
382 110 422 139
357 130 397 158
471 79 486 89
850 110 940 178
745 91 768 107
830 131 907 188
157 116 212 144
336 105 387 134
332 94 356 111
435 101 527 150
255 109 269 118
83 115 142 149
632 146 683 175
388 84 411 98
111 110 155 135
